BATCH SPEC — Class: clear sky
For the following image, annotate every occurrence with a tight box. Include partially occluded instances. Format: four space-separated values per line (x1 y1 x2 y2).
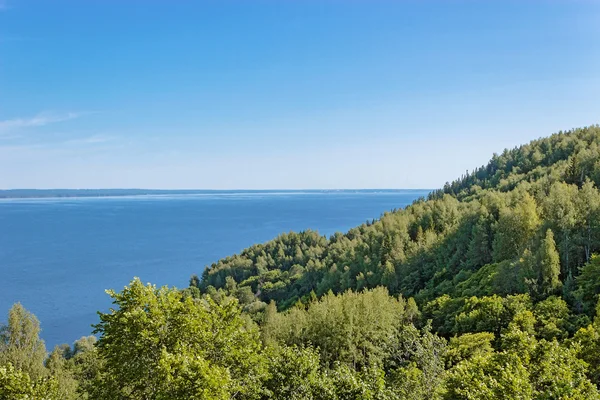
0 1 599 189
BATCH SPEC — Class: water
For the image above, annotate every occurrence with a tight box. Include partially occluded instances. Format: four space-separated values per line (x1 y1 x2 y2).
0 190 428 348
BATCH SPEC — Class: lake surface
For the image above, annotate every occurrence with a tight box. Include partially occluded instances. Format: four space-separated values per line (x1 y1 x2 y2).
0 190 428 348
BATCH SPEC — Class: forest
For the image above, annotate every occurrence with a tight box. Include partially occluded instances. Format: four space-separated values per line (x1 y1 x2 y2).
3 125 600 399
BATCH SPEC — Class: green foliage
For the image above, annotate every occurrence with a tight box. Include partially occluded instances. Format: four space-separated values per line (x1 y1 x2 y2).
444 352 532 400
574 324 600 386
533 296 570 340
492 193 540 262
543 182 580 276
530 339 599 400
46 346 78 399
0 363 59 400
572 298 600 388
536 229 562 297
445 326 600 400
387 323 447 399
454 294 531 336
422 295 464 335
91 278 266 399
262 345 334 400
0 303 48 380
446 332 494 366
576 254 600 313
263 287 406 369
328 363 388 400
67 336 103 399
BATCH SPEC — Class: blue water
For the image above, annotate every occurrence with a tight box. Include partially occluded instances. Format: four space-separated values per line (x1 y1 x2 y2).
0 190 428 348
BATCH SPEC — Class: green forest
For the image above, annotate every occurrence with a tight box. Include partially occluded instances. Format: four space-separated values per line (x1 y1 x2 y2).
3 125 600 399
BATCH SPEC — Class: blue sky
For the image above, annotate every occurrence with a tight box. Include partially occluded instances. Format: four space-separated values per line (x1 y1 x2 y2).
0 1 599 189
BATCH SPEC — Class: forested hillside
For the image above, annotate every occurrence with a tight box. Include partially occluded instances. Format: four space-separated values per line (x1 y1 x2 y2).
194 126 600 313
3 126 600 399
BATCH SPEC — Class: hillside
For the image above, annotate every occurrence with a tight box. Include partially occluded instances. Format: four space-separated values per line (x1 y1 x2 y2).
4 126 600 399
192 125 600 315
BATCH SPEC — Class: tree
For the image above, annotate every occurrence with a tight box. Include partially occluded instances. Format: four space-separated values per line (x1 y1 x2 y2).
46 345 78 400
536 229 562 297
443 351 532 400
576 181 600 262
576 254 600 313
543 182 579 276
492 193 540 262
533 296 570 340
0 303 47 380
261 345 333 400
446 332 494 366
264 287 406 369
329 363 388 400
91 278 266 399
446 314 600 400
454 295 506 335
68 336 103 399
0 363 59 400
387 323 447 399
465 215 493 270
572 298 600 386
529 339 599 400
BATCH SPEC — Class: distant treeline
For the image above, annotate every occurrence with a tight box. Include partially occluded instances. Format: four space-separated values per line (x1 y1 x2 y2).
0 189 427 199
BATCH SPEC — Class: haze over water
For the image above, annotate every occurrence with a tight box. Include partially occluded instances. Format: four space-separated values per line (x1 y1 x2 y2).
0 190 427 348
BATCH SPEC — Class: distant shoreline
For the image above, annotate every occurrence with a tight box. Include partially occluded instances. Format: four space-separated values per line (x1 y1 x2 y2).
0 188 432 199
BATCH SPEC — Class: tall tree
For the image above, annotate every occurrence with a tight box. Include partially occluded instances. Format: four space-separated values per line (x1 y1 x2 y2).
543 182 579 275
576 180 600 262
537 229 562 297
0 303 47 380
46 345 78 400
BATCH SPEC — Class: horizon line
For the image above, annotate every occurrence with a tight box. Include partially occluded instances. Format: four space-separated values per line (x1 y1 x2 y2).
0 188 435 200
0 188 434 191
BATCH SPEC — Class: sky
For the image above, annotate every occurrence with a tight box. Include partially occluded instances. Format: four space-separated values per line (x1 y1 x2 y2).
0 1 599 190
